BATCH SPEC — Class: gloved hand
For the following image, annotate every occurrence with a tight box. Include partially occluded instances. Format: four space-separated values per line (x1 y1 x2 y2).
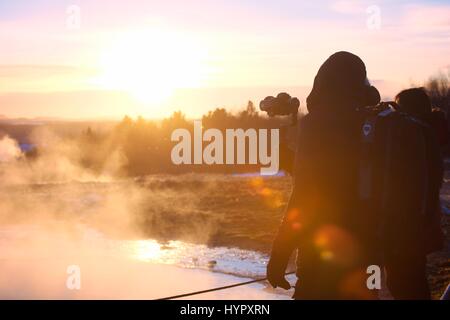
267 258 291 290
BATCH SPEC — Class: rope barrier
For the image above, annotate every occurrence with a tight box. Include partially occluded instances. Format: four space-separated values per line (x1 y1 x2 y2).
156 271 296 300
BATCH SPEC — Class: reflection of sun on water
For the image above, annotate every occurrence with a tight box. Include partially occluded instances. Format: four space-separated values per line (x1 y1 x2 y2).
132 240 162 261
94 28 211 107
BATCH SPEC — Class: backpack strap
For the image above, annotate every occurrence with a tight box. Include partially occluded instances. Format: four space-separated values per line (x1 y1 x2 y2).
358 104 395 200
378 106 395 212
358 115 376 200
404 116 429 217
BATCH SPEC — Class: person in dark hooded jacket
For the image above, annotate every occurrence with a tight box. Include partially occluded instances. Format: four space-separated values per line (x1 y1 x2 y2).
383 88 445 300
395 88 444 255
267 52 431 299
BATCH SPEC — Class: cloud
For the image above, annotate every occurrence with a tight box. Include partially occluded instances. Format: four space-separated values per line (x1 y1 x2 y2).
403 4 450 29
0 65 98 95
0 90 141 119
0 65 85 77
398 4 450 44
330 0 365 15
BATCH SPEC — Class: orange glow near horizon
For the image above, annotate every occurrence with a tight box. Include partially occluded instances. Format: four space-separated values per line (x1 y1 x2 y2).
0 1 448 119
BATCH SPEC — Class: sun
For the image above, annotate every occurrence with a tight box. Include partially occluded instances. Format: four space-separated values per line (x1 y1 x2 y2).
94 28 209 105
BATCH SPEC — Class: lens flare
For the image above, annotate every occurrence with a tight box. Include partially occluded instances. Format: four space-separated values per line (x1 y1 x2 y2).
339 269 377 300
248 178 284 209
314 225 359 267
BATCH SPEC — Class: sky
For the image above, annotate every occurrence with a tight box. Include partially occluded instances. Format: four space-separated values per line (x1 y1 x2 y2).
0 0 449 119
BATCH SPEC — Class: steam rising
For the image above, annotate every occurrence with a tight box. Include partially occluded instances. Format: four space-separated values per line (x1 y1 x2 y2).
0 128 124 185
0 136 22 163
0 130 283 299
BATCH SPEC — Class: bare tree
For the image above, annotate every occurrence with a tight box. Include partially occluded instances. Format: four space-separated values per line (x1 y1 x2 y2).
425 71 450 113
